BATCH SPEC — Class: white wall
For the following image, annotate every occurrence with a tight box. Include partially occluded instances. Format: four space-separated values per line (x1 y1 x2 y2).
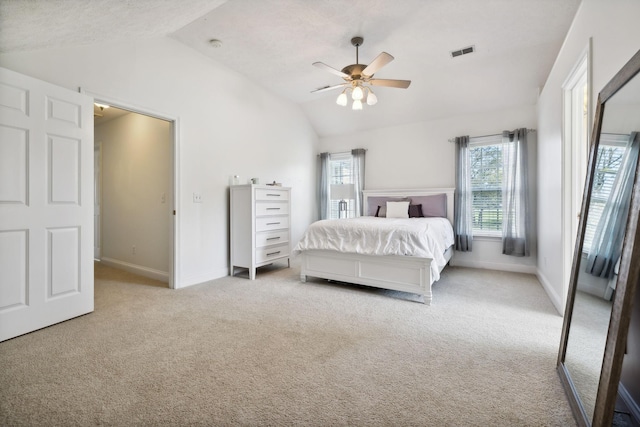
536 0 640 313
319 104 538 273
0 37 318 288
96 112 172 281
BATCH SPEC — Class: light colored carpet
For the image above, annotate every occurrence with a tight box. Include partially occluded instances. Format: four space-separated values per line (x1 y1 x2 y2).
0 261 576 426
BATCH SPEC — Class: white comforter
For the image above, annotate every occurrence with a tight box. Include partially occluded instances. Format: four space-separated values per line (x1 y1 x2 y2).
293 217 454 281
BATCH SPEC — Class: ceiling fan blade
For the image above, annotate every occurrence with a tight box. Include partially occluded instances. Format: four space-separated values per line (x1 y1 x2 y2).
369 79 411 89
310 83 348 94
313 62 350 79
362 52 394 76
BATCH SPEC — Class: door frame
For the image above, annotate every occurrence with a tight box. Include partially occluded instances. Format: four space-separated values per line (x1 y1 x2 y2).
561 40 592 311
94 140 102 260
84 90 180 289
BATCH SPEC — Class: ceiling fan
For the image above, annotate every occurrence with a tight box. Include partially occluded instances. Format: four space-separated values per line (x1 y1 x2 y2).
311 36 411 110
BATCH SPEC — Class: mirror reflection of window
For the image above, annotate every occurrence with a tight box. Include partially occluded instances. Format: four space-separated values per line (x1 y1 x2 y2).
585 132 640 280
583 134 628 252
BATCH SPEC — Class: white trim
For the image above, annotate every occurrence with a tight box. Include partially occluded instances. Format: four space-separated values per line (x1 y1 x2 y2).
560 39 592 313
81 89 180 290
94 140 103 260
179 268 229 289
100 257 168 283
473 231 502 239
450 258 537 275
469 134 502 147
618 382 640 424
536 268 564 315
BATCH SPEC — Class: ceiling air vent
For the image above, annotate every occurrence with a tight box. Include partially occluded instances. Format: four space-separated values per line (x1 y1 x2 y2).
450 45 475 58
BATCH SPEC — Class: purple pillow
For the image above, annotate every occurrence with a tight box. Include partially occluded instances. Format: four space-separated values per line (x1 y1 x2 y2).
408 204 424 218
410 194 447 217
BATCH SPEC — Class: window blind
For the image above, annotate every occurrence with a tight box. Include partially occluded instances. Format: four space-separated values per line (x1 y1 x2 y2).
469 136 503 233
328 153 355 219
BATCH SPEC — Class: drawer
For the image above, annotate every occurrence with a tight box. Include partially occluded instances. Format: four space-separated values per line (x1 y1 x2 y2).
256 188 289 201
256 216 289 232
256 230 289 248
256 201 289 216
256 244 289 264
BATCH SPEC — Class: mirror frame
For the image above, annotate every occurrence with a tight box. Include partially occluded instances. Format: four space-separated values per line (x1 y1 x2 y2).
558 48 640 427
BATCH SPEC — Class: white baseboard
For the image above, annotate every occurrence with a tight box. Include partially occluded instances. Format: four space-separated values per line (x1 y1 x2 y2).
536 269 564 315
99 257 169 283
177 267 228 289
450 258 537 275
619 382 640 424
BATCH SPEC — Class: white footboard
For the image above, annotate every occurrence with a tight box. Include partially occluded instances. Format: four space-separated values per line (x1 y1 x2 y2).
299 250 435 305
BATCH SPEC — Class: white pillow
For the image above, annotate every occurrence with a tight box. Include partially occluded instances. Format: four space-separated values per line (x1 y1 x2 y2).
386 201 410 218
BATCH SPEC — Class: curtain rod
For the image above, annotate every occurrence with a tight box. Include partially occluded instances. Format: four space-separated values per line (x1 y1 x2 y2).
448 128 536 143
317 149 368 157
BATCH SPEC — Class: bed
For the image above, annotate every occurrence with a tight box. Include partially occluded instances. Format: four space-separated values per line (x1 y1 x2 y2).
293 188 455 304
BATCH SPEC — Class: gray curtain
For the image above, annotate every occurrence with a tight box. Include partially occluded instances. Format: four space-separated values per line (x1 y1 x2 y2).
586 132 640 278
352 148 366 217
318 152 330 220
454 136 473 251
502 128 530 256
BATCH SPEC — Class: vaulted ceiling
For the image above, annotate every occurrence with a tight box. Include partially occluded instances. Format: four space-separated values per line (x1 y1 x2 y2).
0 0 581 137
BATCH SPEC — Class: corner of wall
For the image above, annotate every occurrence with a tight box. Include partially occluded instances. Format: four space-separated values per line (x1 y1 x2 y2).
536 268 564 315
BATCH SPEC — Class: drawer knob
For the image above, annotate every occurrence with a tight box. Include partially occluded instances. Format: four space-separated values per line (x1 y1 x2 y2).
266 222 280 225
266 237 281 241
267 251 281 256
266 207 280 210
267 193 281 197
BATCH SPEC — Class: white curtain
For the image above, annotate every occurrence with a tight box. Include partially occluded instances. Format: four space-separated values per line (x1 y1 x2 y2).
318 152 330 220
502 128 530 256
454 136 473 251
352 148 366 217
586 132 639 278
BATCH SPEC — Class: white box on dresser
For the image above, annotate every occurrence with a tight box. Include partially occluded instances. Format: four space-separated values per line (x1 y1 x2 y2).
230 184 291 279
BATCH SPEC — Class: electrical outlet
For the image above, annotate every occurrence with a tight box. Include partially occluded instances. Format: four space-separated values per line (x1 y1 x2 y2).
161 192 166 203
132 245 136 255
193 192 203 203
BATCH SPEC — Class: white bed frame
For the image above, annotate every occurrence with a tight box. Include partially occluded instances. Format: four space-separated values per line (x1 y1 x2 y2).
299 188 455 305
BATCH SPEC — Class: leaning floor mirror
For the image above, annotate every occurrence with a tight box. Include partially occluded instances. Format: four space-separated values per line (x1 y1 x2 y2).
557 48 640 427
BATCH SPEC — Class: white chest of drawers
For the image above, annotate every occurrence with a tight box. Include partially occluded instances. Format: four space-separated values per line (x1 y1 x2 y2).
230 184 291 279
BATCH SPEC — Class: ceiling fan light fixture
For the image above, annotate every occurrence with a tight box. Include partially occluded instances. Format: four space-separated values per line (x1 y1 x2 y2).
352 85 364 101
366 88 377 106
336 90 348 106
312 36 410 110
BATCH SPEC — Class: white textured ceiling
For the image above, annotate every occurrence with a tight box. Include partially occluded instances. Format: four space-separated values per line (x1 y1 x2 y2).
0 0 227 52
0 0 581 137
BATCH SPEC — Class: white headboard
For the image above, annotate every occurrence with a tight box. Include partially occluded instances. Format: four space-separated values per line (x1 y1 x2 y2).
362 188 455 224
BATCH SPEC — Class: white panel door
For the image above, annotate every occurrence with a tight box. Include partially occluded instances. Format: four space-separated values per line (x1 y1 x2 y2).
0 67 94 342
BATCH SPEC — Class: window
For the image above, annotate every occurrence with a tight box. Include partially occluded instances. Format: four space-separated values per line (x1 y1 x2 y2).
469 136 504 235
328 152 355 219
583 136 627 252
